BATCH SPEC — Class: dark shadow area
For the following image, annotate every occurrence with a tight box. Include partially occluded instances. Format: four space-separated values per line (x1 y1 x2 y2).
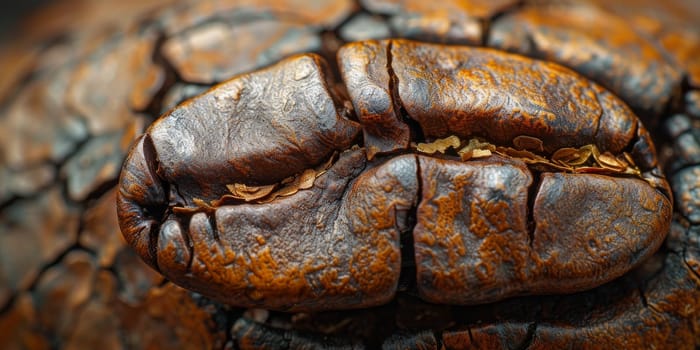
0 0 49 40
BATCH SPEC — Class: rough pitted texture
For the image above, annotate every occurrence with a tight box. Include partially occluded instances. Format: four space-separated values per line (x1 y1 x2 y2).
162 19 322 84
488 2 682 122
1 0 699 349
66 28 165 134
415 157 670 304
0 188 79 308
361 0 519 44
0 69 88 170
585 0 700 89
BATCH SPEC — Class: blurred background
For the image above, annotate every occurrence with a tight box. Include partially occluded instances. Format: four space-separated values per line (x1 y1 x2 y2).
0 0 47 39
1 0 698 349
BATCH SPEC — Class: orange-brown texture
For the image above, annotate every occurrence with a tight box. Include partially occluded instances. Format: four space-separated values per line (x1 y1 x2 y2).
1 0 699 348
118 40 671 311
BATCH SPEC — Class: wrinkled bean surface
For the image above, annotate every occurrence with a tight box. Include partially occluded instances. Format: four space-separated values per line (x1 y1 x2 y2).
118 39 671 311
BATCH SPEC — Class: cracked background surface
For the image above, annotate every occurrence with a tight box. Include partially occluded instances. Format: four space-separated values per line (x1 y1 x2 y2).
0 0 699 348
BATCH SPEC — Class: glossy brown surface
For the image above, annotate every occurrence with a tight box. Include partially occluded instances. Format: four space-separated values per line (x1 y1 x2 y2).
155 150 413 311
338 40 407 158
415 156 670 304
340 40 659 168
118 39 671 310
1 0 699 348
147 53 360 199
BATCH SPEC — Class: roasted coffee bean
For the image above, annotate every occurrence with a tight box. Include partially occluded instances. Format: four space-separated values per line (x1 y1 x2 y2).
118 40 671 310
